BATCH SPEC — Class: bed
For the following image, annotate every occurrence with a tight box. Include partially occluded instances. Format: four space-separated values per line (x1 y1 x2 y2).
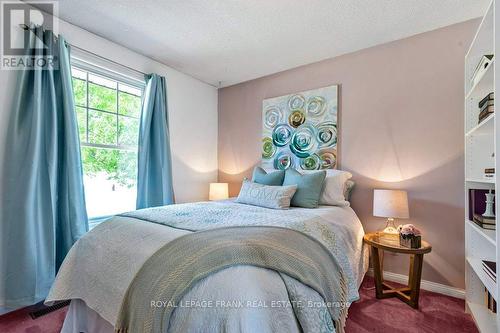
47 199 368 333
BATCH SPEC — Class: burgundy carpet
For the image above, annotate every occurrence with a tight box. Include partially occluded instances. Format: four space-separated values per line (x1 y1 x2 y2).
0 302 67 333
0 276 478 333
346 276 478 333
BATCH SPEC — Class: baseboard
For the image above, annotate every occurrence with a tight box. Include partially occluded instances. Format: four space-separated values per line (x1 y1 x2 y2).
367 269 465 299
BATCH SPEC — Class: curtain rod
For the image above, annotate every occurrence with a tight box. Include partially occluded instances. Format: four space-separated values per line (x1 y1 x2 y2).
19 23 146 77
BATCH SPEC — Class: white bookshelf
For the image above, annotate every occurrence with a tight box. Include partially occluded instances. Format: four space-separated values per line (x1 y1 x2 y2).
465 1 498 331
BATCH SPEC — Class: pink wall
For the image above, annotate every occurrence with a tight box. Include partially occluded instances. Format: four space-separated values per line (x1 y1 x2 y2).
218 19 479 289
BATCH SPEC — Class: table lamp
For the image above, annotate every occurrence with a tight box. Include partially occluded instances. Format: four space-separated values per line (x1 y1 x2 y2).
373 189 409 234
209 183 229 201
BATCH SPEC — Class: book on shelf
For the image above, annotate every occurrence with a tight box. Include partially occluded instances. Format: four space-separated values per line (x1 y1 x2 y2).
484 268 496 283
472 55 494 87
482 260 496 282
479 111 494 124
483 173 495 180
479 92 494 109
485 288 497 314
484 168 495 180
474 213 495 224
472 218 496 230
490 296 497 314
480 99 494 112
477 92 494 124
479 105 494 117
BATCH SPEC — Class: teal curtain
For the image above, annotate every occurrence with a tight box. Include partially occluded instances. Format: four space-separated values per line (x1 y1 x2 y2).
136 74 174 209
0 26 88 307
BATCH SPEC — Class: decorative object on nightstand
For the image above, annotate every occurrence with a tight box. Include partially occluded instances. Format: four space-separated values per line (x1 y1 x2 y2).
397 224 422 249
209 183 229 201
363 232 432 309
373 189 409 234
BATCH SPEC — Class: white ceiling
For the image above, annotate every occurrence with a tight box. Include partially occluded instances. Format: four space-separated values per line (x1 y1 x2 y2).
54 0 488 87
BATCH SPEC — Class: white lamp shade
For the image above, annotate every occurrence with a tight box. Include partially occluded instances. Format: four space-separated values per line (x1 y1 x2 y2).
373 189 409 219
209 183 229 201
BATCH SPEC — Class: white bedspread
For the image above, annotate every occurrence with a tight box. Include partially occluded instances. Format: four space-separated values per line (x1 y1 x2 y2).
48 202 368 332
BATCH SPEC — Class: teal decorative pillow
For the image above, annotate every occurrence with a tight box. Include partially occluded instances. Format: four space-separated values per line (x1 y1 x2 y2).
236 180 297 209
252 166 285 186
283 169 326 208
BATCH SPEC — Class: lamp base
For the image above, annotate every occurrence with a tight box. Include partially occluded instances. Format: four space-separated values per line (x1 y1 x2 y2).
383 226 399 234
382 218 399 235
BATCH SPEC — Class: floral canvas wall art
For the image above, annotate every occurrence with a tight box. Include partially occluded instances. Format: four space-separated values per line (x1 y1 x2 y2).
262 85 338 170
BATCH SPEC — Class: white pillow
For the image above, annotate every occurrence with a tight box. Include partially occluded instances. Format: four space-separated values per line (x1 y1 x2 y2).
236 180 297 209
289 169 352 206
318 170 352 206
344 180 356 201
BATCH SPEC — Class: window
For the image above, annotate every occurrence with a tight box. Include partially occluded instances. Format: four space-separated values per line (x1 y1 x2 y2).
71 64 144 224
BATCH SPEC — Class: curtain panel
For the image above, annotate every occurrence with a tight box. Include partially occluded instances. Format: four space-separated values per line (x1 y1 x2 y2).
0 26 88 307
136 74 175 209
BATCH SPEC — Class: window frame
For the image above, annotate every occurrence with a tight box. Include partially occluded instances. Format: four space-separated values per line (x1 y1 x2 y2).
71 59 145 152
70 57 146 224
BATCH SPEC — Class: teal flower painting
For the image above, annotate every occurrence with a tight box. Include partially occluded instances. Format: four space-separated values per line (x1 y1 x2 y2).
262 85 338 170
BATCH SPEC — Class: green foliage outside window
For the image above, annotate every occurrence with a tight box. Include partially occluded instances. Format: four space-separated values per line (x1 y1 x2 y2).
88 110 117 145
72 74 142 188
118 116 140 146
81 147 138 188
89 82 117 112
119 91 141 117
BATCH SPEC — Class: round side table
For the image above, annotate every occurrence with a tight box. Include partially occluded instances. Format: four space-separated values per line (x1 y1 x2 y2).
363 232 432 309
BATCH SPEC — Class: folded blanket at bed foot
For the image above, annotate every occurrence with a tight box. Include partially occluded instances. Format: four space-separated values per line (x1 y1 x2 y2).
114 226 348 333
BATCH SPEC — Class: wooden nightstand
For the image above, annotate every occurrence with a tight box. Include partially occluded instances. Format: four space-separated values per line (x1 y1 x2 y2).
363 232 432 309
